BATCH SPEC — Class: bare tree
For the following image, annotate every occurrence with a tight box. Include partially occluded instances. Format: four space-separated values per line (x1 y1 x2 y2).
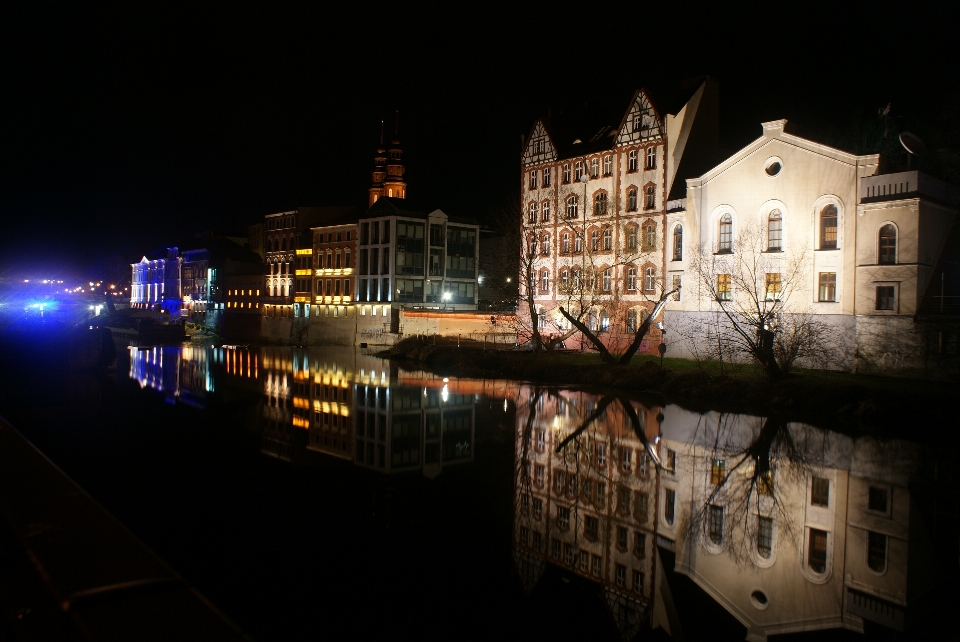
689 223 836 379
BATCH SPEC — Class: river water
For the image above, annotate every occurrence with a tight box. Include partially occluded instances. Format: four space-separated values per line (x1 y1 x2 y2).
0 338 956 641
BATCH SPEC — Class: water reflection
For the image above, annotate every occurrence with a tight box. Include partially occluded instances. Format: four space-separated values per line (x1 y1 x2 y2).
512 386 954 640
128 345 482 478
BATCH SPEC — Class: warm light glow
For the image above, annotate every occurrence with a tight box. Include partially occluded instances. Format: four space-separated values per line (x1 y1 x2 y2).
296 249 313 255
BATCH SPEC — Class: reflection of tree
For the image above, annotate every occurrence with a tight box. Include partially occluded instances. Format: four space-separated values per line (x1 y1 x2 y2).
679 415 828 566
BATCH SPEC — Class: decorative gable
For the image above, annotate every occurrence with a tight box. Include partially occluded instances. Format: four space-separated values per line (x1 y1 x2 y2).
616 90 663 145
522 120 557 165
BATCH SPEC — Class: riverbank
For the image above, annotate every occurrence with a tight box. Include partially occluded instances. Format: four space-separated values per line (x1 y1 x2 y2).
382 337 958 440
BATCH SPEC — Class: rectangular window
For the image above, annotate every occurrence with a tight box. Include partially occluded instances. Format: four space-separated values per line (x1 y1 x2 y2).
616 564 626 587
709 504 724 544
579 550 589 571
757 517 773 558
585 516 599 541
562 164 570 183
534 464 544 487
557 506 570 529
596 482 605 506
592 554 601 576
819 272 836 302
603 155 612 175
765 273 782 300
627 268 636 291
564 543 575 565
717 274 731 301
868 486 889 513
808 528 828 573
533 498 542 519
646 146 656 169
633 570 644 594
664 488 675 525
710 459 725 485
596 443 606 466
628 150 638 172
533 531 543 551
520 526 529 545
543 167 551 187
574 161 583 180
634 532 646 557
617 525 628 550
811 477 830 507
529 170 537 190
672 275 681 301
876 285 895 311
867 532 887 572
552 538 561 559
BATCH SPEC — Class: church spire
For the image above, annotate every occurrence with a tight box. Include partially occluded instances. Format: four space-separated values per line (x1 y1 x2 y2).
368 112 406 208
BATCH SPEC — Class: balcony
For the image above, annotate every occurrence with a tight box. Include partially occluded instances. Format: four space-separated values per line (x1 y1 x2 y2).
861 171 960 205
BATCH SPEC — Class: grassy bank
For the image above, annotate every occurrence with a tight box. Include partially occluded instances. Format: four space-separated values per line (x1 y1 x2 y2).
381 337 958 440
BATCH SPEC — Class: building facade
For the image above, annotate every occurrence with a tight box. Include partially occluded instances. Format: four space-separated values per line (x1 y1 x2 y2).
662 119 960 376
518 79 720 352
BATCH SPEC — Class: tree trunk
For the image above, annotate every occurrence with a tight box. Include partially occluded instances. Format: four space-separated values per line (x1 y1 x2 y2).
557 306 616 363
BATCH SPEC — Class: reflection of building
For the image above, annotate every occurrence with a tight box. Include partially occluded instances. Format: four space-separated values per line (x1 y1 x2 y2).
513 386 659 639
511 388 954 640
127 344 217 408
656 407 951 640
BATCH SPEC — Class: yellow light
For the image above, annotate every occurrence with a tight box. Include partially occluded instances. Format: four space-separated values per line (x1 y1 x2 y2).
296 249 313 255
293 416 310 429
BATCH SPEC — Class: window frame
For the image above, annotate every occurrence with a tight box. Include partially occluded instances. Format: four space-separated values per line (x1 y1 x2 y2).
718 213 732 253
767 209 782 251
645 146 656 170
878 223 897 265
672 225 683 261
818 272 837 302
819 204 839 250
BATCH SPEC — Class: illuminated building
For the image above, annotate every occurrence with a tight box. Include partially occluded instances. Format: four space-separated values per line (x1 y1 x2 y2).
130 247 182 314
357 198 481 312
518 78 721 351
368 117 406 207
663 120 960 376
310 222 358 307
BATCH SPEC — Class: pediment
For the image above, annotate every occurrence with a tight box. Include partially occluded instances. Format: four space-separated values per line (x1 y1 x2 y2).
616 90 663 145
522 120 557 165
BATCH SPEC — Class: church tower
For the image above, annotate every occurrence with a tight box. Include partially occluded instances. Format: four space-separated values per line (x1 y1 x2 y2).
368 113 406 207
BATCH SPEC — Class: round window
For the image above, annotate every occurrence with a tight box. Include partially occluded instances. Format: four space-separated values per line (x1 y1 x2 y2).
765 160 782 176
750 590 770 610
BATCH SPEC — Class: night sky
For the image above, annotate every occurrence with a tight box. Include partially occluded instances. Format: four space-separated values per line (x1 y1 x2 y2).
2 3 957 278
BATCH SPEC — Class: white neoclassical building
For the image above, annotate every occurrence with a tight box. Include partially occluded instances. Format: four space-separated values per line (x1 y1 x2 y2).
662 119 960 377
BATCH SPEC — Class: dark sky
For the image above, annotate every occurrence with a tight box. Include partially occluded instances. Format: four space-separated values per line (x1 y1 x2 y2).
2 3 957 277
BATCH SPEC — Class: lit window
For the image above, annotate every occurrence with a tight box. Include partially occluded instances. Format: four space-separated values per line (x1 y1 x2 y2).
819 272 836 302
820 205 838 249
767 209 782 251
717 274 731 301
765 273 781 300
710 459 726 484
879 224 896 264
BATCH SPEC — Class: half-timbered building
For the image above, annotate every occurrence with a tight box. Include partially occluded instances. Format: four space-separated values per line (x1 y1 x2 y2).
519 78 721 352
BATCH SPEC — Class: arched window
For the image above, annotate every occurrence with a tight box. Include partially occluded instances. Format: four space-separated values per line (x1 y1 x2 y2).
561 232 570 254
566 195 579 219
603 228 612 251
718 214 732 252
766 209 782 251
643 223 656 251
594 192 608 216
879 224 897 264
541 201 551 222
574 232 583 253
590 230 599 252
820 205 838 249
644 267 656 292
602 268 612 291
627 187 638 212
673 225 683 261
644 185 656 209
